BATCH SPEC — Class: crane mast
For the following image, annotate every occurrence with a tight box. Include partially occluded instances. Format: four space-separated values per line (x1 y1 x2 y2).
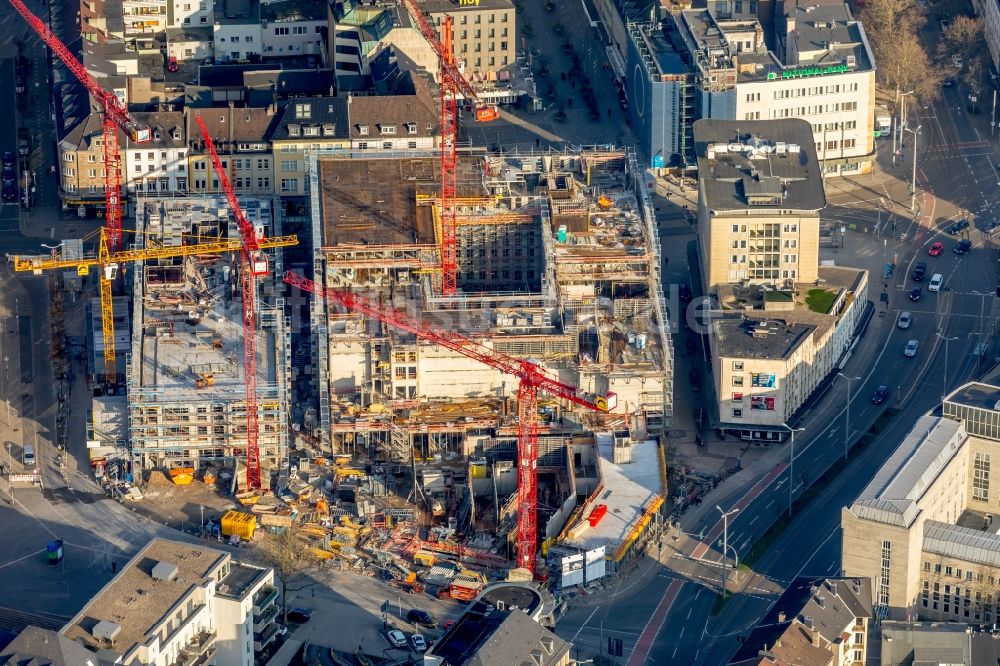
283 271 610 573
398 0 497 296
196 115 292 491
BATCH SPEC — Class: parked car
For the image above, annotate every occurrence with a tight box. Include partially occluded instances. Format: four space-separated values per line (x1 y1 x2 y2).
678 283 693 303
17 137 29 158
14 55 27 95
946 219 969 235
689 368 702 392
386 630 408 648
912 262 927 281
904 339 919 357
410 634 428 652
909 287 922 302
983 219 1000 234
166 55 179 72
951 53 964 68
406 609 437 628
1 152 13 171
286 607 314 623
928 273 943 292
871 385 890 405
897 311 912 329
2 166 16 202
954 239 972 255
928 242 944 256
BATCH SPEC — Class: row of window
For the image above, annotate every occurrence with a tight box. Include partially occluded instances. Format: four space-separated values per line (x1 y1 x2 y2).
921 579 1000 621
770 82 861 99
730 239 798 249
729 223 798 234
457 28 509 39
438 11 510 25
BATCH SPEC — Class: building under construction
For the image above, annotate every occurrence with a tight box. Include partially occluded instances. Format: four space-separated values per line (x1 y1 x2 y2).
123 196 292 483
298 147 673 563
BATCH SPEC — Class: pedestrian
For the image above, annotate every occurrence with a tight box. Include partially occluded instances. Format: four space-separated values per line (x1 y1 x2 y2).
111 560 117 574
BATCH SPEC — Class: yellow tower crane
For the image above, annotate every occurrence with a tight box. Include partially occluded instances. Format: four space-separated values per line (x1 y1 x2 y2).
12 227 297 380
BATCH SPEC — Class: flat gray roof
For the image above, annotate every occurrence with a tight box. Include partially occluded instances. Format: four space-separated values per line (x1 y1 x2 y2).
923 520 1000 568
693 119 826 212
945 382 1000 412
713 316 816 361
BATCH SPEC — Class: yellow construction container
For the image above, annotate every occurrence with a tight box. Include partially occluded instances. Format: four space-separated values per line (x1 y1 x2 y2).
335 467 365 479
413 551 436 567
220 510 257 540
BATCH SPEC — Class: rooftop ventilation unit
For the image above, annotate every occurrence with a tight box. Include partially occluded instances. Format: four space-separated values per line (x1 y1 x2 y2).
152 560 179 582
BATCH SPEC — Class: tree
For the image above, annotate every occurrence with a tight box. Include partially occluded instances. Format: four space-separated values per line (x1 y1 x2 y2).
882 38 945 105
257 528 321 624
858 0 925 53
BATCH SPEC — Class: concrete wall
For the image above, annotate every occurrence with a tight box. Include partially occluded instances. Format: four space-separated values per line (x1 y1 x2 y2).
262 20 326 57
213 22 263 63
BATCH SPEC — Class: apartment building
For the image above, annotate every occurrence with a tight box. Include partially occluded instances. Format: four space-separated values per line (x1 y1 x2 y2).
166 26 214 62
57 114 109 214
729 577 872 666
123 0 167 46
213 0 263 64
328 1 418 78
842 383 1000 622
423 0 516 81
261 0 328 58
270 97 350 197
694 119 867 438
348 79 439 152
186 104 278 197
168 0 214 28
121 110 189 199
59 538 279 666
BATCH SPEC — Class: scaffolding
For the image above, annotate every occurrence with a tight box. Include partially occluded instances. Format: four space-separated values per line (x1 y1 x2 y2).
124 196 292 478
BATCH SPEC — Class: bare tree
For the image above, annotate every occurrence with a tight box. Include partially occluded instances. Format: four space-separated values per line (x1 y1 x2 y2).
858 0 925 52
882 38 945 105
257 528 322 624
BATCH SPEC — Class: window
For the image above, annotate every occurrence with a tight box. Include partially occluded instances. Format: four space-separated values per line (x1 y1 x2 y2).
732 376 744 387
257 158 269 170
382 141 392 149
407 140 417 149
357 141 368 150
280 178 298 192
63 167 75 177
974 452 990 501
878 540 891 607
732 361 744 371
732 393 743 401
256 177 270 189
295 103 311 119
280 160 297 172
732 408 743 417
381 125 396 135
63 152 75 162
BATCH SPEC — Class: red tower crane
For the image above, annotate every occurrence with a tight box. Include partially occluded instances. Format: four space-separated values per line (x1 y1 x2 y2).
283 271 614 573
8 0 150 253
399 0 498 296
196 115 295 491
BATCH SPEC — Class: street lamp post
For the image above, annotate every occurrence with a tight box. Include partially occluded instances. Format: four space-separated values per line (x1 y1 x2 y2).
5 441 12 504
716 505 739 597
936 332 959 402
837 373 861 461
903 125 922 211
896 90 915 164
784 425 806 516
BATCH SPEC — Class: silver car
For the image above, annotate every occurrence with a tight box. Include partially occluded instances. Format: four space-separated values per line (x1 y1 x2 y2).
897 311 912 329
904 339 919 357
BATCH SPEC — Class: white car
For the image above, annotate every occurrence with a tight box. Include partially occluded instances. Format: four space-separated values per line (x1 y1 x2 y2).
905 339 919 357
928 273 943 292
897 311 912 329
951 53 963 68
410 634 428 652
386 630 407 648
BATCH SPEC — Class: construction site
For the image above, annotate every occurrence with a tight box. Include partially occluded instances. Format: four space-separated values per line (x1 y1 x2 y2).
279 146 673 578
120 196 292 483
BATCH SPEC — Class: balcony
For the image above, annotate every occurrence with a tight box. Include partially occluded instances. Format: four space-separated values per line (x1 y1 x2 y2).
253 604 278 631
189 629 217 655
253 623 280 651
172 629 216 666
253 586 278 614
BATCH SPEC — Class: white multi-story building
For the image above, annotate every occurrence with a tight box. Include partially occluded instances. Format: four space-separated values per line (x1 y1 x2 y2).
123 0 167 45
168 0 214 28
60 538 279 666
213 0 262 64
678 4 877 176
261 0 327 58
121 110 189 199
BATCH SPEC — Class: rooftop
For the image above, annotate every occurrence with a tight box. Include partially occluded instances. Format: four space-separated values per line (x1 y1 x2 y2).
881 621 1000 666
636 22 688 77
477 584 542 617
566 434 662 552
428 604 569 666
216 0 260 23
216 562 270 600
713 316 816 361
165 26 212 43
318 154 485 245
729 577 872 665
61 539 226 653
0 626 99 666
347 80 440 140
923 520 1000 568
417 0 515 13
944 382 1000 413
260 0 328 23
848 416 965 528
693 119 826 212
786 4 873 70
270 96 350 141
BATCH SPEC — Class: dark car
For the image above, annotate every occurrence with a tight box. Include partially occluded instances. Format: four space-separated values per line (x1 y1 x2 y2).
286 607 314 623
689 368 702 392
983 219 1000 234
14 56 27 95
954 239 972 255
2 167 16 202
946 219 969 235
1 152 13 171
678 283 693 303
407 609 437 628
909 287 922 302
912 262 927 281
871 385 890 405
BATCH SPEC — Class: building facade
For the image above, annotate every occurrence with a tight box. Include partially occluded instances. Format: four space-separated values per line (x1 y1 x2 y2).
121 111 189 200
842 383 1000 622
60 538 278 666
423 0 516 81
270 96 351 198
261 0 327 58
186 105 278 197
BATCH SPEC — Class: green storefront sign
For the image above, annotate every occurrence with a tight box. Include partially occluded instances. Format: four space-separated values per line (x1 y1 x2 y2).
767 63 850 81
